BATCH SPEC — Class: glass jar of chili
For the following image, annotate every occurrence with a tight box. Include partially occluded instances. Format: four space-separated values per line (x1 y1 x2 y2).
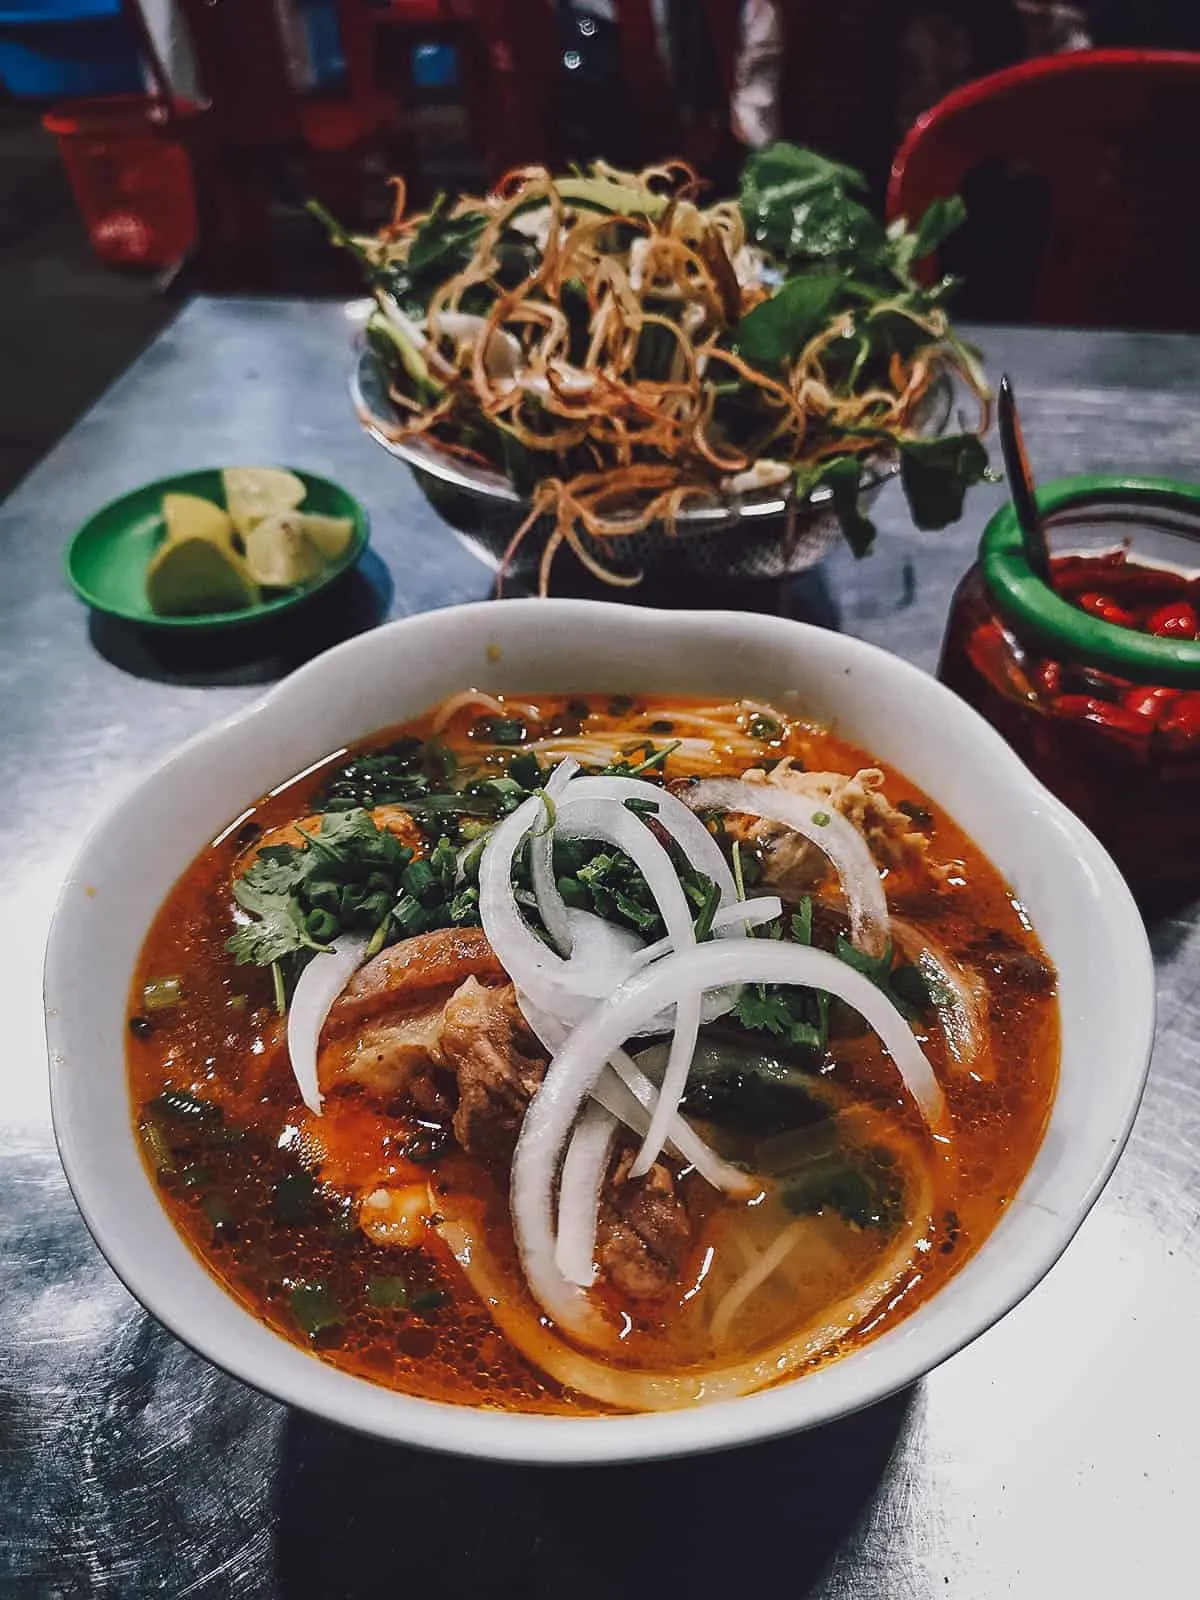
939 475 1200 899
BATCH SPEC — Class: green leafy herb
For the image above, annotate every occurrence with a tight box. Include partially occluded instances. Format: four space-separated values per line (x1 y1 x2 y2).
795 455 877 558
735 273 843 369
833 935 931 1021
289 1282 345 1338
898 433 991 530
780 1145 903 1230
732 987 826 1054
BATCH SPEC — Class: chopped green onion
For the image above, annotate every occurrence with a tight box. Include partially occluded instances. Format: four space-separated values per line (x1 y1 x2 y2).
402 858 440 904
410 1287 448 1314
148 1088 222 1123
201 1194 234 1229
142 976 183 1013
533 790 557 836
509 752 542 789
305 908 338 943
693 879 721 941
271 960 287 1017
365 913 390 959
366 1274 410 1309
748 713 782 740
137 1118 175 1175
811 811 831 827
272 1171 319 1224
624 739 681 777
289 1282 345 1337
557 875 590 910
488 718 526 745
731 839 747 902
623 796 660 818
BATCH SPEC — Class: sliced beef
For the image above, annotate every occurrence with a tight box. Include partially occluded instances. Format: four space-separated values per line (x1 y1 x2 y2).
439 977 548 1159
333 926 506 1029
595 1147 693 1300
318 926 549 1161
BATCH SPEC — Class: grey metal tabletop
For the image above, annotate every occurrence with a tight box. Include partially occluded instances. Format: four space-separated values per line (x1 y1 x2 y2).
3 298 1199 1599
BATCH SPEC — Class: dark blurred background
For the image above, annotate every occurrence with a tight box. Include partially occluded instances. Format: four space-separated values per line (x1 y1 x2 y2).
1 0 1197 501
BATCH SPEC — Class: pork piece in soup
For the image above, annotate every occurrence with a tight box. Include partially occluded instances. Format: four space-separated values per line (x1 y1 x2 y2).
128 691 1059 1413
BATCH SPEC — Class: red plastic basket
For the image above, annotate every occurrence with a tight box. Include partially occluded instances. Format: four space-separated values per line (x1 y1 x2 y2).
43 94 199 268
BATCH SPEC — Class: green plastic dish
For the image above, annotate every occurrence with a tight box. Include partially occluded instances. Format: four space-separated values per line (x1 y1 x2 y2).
65 467 370 631
980 474 1200 688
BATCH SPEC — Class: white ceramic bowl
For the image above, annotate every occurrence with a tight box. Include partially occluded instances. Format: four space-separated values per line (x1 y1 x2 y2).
45 600 1155 1464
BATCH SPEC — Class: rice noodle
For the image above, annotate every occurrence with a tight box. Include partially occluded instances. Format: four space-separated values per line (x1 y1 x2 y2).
510 940 947 1342
429 688 541 734
709 1217 812 1344
286 934 368 1115
438 1173 932 1409
682 778 890 956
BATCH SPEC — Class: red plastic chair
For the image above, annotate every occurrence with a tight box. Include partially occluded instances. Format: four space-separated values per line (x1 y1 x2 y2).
887 50 1200 330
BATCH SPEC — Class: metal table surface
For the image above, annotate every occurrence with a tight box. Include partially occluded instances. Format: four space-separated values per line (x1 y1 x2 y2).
3 298 1199 1599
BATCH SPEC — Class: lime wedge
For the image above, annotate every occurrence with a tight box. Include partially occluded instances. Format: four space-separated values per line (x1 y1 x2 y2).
162 492 234 549
293 512 355 560
244 513 326 588
222 467 306 538
146 535 260 616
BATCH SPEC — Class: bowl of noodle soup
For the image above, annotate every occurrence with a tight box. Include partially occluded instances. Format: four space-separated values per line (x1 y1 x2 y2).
46 601 1153 1462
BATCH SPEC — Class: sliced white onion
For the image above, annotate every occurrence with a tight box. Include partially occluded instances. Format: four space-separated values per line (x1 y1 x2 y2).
528 758 580 958
518 992 748 1196
554 1101 618 1287
682 779 890 956
286 934 368 1115
553 797 702 1176
603 1050 756 1197
511 940 946 1338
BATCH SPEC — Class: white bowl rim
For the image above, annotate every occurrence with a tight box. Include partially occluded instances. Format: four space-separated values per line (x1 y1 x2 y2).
45 599 1156 1465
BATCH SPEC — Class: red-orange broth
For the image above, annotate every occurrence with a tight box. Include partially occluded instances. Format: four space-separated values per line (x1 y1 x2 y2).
128 694 1059 1413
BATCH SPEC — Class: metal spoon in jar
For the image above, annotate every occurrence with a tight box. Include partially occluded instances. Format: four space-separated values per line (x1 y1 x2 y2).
997 374 1054 587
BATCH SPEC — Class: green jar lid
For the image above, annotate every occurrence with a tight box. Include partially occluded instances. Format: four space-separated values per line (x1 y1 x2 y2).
981 474 1200 688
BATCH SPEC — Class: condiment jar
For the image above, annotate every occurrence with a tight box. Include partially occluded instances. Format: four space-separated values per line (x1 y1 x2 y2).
938 475 1200 898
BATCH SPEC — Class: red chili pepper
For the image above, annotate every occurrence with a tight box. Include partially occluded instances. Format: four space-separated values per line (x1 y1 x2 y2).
1053 694 1154 746
1034 660 1062 697
1157 694 1200 751
1123 685 1181 722
1146 601 1199 640
1075 592 1138 629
